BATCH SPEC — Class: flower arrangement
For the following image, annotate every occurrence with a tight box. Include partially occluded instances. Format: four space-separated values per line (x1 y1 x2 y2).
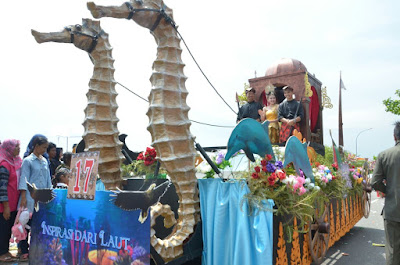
246 155 322 242
121 147 167 179
312 163 347 199
196 150 232 178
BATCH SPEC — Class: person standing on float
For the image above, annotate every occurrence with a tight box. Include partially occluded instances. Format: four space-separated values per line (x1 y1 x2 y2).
277 86 304 143
236 87 263 123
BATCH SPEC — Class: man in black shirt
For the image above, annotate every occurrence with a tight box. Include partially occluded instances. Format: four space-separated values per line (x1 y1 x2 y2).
277 86 304 143
236 87 263 123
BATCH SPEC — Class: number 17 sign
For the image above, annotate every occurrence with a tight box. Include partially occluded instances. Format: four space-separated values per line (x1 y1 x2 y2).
68 151 100 200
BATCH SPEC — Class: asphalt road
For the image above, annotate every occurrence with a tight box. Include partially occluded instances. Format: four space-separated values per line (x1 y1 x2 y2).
320 192 386 265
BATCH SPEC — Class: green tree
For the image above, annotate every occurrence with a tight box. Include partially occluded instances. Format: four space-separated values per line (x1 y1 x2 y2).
383 89 400 115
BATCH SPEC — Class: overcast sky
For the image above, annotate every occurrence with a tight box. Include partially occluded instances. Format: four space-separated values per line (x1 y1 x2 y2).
1 0 399 160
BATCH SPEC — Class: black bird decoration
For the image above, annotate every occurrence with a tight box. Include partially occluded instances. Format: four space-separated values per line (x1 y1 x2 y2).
110 180 171 223
76 134 141 165
26 180 56 211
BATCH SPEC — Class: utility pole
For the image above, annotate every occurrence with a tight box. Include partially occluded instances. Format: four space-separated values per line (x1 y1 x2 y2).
338 71 344 154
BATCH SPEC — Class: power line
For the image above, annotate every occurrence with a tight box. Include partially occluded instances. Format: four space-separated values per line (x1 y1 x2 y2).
117 82 149 103
173 28 238 116
116 82 234 129
190 120 234 128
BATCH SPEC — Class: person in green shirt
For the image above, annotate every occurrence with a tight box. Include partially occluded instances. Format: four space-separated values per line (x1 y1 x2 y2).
371 121 400 265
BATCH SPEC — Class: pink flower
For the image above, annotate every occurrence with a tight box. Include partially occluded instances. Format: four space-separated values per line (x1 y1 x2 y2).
298 186 306 196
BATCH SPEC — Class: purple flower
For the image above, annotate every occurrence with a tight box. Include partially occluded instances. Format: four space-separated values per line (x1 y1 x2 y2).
266 162 276 173
275 161 283 169
216 152 224 164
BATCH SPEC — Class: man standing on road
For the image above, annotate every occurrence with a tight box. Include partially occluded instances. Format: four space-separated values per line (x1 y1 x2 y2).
371 121 400 265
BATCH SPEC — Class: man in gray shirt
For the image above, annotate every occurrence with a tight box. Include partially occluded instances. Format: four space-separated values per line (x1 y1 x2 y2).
371 121 400 265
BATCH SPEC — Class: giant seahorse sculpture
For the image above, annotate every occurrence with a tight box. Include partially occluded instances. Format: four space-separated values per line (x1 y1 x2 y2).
31 19 124 189
87 1 200 261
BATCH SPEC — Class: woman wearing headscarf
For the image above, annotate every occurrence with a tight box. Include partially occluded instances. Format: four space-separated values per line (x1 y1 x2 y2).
0 139 21 262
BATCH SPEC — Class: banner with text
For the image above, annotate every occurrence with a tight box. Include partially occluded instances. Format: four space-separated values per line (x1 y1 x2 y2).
30 190 150 265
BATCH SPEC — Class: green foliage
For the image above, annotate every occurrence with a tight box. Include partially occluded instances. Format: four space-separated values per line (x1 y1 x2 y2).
237 83 249 106
383 89 400 115
203 152 232 178
121 160 167 179
316 174 347 199
315 146 334 166
246 177 323 243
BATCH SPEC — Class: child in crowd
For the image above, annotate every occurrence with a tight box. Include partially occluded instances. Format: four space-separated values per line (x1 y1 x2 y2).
52 168 70 189
18 135 52 261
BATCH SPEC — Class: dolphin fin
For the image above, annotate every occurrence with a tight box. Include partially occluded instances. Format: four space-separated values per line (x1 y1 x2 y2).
261 121 270 134
244 147 255 162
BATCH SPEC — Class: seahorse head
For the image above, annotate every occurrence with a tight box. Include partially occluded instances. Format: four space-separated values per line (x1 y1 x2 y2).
31 18 104 53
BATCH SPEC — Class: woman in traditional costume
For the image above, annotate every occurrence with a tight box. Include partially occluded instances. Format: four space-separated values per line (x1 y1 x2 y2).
260 91 280 143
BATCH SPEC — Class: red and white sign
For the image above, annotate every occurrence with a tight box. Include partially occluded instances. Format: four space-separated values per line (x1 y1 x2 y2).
68 151 99 200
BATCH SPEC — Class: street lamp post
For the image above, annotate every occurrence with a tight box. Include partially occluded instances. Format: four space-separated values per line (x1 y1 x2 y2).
355 128 372 156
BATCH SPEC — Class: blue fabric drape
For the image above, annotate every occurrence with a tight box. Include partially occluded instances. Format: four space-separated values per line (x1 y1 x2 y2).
198 179 274 265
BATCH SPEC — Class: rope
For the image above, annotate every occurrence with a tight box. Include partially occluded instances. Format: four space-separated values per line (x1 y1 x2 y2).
174 28 238 115
122 5 238 116
116 82 234 128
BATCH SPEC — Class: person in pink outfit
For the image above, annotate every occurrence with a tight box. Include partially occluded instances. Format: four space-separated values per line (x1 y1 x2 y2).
0 139 22 262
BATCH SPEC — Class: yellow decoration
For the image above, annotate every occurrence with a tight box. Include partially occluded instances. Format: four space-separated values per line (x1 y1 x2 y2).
290 218 302 265
265 83 275 95
340 200 346 237
329 203 335 248
302 224 312 265
321 86 333 109
307 146 317 164
195 155 203 167
304 72 313 98
276 222 289 265
238 83 250 105
349 197 354 227
345 199 350 233
88 249 118 265
292 129 317 164
335 201 340 242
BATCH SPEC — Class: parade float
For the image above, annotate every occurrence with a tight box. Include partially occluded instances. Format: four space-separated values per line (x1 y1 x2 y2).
27 1 373 265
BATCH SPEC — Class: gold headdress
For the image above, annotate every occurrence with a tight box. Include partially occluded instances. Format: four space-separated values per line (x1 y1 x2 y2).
265 84 275 95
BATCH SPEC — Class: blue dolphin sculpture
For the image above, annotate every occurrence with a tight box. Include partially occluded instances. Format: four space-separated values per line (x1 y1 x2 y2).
225 118 275 162
283 136 314 182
